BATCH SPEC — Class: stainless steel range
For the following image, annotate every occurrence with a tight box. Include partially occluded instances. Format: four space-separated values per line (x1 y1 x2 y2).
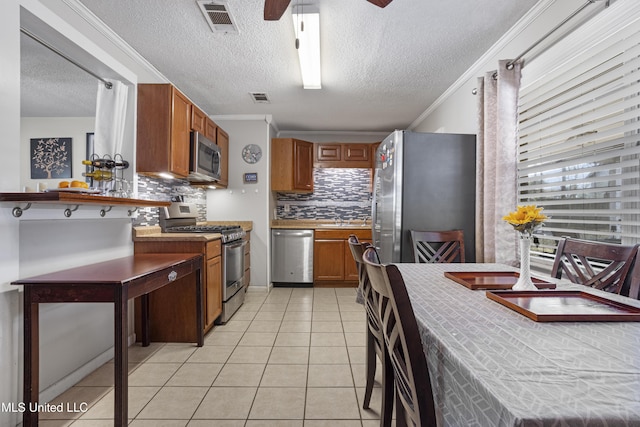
160 202 247 323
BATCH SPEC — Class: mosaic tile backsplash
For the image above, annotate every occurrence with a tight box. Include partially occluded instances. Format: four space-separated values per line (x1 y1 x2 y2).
132 176 207 226
276 168 372 220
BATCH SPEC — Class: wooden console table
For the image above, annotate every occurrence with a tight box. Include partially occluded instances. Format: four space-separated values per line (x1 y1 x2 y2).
12 253 204 427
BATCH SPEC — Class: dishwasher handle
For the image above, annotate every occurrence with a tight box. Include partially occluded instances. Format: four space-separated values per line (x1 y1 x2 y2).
272 230 314 237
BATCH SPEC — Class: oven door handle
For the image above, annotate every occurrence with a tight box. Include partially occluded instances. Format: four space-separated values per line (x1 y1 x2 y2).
225 239 247 250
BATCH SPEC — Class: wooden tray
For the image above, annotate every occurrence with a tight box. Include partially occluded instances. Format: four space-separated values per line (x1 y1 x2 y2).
486 290 640 322
444 271 556 290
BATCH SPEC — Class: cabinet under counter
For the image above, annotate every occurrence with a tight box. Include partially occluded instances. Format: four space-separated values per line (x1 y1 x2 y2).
133 237 222 339
132 223 253 338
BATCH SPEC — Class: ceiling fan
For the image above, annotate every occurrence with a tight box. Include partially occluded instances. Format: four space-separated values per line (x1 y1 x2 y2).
264 0 393 20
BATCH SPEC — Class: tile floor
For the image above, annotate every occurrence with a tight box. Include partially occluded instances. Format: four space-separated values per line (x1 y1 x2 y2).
39 287 389 426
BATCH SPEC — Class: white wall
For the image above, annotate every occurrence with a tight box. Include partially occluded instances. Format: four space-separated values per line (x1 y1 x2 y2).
207 116 273 289
0 2 22 426
20 117 95 190
411 0 592 134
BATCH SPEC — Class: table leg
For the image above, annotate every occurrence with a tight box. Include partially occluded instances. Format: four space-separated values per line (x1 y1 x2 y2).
23 287 39 427
140 293 150 347
195 267 204 347
114 289 128 427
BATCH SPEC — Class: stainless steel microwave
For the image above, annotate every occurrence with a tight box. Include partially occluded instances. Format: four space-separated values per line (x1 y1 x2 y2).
189 131 221 183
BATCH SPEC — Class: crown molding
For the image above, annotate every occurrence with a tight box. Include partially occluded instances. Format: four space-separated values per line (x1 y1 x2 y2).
60 0 167 83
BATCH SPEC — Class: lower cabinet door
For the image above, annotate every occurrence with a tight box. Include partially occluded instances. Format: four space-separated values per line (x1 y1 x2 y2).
314 239 345 281
206 256 222 327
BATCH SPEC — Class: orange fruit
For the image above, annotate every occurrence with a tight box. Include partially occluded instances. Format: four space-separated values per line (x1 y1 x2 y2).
71 180 88 188
58 181 70 188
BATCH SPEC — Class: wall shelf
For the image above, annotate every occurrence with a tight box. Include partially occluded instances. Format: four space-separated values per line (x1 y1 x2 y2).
0 192 170 218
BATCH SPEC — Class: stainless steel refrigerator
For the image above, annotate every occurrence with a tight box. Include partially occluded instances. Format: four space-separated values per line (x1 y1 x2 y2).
372 130 476 263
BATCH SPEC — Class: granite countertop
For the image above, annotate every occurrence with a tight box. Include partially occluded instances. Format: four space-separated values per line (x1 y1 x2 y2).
271 219 371 230
133 221 253 242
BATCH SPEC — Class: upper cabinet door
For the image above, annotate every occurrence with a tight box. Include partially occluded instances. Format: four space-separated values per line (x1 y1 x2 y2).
205 118 217 142
216 126 229 188
315 144 341 162
191 105 206 134
137 84 191 179
293 139 314 192
170 88 191 177
271 138 314 193
344 144 369 162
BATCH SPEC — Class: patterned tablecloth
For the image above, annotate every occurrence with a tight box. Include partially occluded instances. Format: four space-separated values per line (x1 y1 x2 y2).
394 263 640 427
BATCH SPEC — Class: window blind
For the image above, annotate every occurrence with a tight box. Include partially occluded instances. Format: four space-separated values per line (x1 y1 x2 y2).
517 0 640 272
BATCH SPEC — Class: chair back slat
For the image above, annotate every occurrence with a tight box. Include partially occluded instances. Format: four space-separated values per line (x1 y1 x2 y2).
410 230 465 263
362 247 437 427
551 237 639 294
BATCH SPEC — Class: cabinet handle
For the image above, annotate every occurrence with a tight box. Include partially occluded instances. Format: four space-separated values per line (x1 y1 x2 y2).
168 271 178 282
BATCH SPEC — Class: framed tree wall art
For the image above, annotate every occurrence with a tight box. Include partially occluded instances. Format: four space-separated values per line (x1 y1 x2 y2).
30 137 72 179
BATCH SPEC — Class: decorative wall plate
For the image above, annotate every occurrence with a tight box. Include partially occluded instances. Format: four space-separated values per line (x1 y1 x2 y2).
242 144 262 164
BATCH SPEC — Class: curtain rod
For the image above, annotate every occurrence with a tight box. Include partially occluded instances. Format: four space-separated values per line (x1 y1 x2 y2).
20 28 113 89
505 0 606 70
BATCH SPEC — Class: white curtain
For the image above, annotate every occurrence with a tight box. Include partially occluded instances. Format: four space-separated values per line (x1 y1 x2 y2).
94 80 128 157
476 59 522 264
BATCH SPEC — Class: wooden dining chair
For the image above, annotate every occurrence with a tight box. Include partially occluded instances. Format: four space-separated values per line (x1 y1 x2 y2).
347 236 393 427
410 229 465 263
621 254 640 300
362 247 438 427
551 237 639 294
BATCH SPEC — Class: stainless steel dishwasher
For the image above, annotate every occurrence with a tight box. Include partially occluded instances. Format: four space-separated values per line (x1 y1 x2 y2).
271 229 314 285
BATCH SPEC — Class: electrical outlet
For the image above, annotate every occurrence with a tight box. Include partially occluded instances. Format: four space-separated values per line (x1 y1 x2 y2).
284 204 291 213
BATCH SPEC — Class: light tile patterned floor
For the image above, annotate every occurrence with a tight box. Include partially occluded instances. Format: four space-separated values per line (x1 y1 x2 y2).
38 287 388 426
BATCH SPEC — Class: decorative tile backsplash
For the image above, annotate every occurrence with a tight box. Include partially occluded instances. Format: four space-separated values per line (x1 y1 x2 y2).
133 168 371 225
276 168 372 220
132 176 207 226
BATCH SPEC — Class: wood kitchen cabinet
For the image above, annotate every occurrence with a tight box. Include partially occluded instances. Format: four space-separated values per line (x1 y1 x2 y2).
313 228 372 286
134 238 223 337
271 138 314 193
216 126 229 188
314 143 374 168
243 232 251 287
205 117 218 141
137 84 192 178
205 244 222 327
193 106 218 143
315 144 342 162
191 104 207 135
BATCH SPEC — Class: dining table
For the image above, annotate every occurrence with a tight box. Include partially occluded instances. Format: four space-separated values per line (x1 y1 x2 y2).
394 262 640 427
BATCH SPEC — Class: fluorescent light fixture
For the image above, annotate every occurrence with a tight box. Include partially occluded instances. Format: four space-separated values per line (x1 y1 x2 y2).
292 7 321 89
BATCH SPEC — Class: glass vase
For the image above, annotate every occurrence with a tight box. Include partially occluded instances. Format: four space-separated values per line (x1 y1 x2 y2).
512 233 538 290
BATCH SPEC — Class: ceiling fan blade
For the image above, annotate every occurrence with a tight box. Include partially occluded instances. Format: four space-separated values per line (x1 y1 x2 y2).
367 0 393 7
264 0 292 20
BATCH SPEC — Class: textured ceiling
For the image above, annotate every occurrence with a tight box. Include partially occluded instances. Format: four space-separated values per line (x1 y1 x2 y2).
22 0 539 132
21 32 98 117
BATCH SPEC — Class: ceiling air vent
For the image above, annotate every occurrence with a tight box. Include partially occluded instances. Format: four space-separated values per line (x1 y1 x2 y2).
197 1 239 34
250 92 271 104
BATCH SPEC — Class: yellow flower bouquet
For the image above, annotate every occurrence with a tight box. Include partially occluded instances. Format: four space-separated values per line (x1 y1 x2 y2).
502 205 547 235
502 205 547 290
